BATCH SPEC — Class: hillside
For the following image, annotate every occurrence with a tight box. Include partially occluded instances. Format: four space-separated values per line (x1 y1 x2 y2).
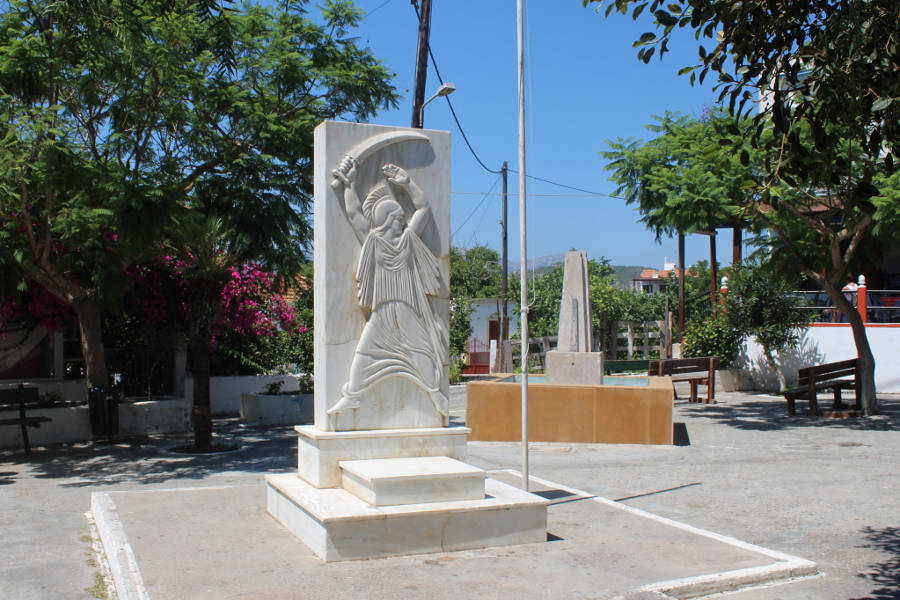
505 256 652 291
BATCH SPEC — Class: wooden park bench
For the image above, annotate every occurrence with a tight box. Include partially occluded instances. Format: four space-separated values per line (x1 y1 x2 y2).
648 356 718 403
604 359 650 374
782 358 861 416
0 385 52 454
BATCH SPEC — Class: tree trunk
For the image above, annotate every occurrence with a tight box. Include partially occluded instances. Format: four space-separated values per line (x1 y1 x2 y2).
72 299 110 389
822 282 878 415
191 330 213 450
762 345 787 392
845 310 877 415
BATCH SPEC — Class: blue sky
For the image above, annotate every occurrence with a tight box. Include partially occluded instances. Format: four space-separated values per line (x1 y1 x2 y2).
349 0 738 269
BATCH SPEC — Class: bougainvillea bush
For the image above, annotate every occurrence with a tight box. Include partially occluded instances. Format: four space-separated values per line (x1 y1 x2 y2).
1 256 311 391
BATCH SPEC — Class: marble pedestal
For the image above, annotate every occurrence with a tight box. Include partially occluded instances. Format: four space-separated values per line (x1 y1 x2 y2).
267 425 549 561
266 472 547 562
295 425 470 488
545 351 605 385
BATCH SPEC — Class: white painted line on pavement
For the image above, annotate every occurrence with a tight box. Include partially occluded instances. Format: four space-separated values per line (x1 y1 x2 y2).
91 492 151 600
91 484 260 600
492 469 819 599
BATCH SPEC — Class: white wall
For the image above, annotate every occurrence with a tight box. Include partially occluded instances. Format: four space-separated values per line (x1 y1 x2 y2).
0 379 88 404
1 374 305 417
468 298 518 347
743 325 900 392
184 374 303 416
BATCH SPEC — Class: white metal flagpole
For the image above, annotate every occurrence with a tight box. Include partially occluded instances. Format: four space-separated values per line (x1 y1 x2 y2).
516 0 529 491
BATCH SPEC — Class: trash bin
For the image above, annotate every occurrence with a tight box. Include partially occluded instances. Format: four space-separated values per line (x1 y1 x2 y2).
88 387 119 437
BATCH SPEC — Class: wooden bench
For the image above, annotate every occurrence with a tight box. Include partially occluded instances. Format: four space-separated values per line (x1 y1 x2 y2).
783 358 861 416
648 357 718 403
0 385 52 454
604 359 650 374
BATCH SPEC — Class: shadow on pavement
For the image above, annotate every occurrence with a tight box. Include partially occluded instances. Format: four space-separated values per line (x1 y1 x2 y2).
682 394 900 432
852 526 900 600
0 419 299 487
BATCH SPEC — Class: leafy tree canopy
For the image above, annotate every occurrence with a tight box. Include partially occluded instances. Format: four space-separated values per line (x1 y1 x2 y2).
450 245 504 299
0 0 397 386
511 256 665 346
584 0 898 187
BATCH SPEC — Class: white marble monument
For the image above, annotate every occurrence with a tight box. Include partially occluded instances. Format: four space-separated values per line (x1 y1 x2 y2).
266 121 547 561
545 250 604 384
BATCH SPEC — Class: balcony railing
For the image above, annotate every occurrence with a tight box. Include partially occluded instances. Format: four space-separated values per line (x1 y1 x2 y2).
794 286 900 324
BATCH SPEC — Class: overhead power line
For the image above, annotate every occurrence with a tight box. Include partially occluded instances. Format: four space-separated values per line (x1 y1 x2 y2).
452 175 501 239
412 4 618 198
362 0 395 20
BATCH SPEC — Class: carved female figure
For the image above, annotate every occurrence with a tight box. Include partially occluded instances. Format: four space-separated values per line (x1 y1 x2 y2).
328 158 448 423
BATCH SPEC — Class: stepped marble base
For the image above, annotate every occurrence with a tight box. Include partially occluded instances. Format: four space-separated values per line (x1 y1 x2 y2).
296 425 470 488
340 456 486 506
266 473 548 562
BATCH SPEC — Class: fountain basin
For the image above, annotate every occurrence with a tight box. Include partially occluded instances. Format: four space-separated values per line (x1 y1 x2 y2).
466 375 674 445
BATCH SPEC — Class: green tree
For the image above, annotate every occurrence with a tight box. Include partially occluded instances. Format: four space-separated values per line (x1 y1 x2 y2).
450 245 504 299
603 109 893 414
725 261 807 391
584 0 898 183
0 0 397 393
510 257 664 348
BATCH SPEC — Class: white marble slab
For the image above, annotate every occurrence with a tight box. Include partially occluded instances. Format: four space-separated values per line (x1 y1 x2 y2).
266 473 548 562
339 456 485 506
545 351 605 385
313 121 451 431
296 424 470 488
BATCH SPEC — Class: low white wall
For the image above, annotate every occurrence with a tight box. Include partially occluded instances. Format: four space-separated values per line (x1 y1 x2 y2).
184 374 304 416
0 380 88 404
743 325 900 393
0 397 190 449
1 375 308 419
240 393 313 426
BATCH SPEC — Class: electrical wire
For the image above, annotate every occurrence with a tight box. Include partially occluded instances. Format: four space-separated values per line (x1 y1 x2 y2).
412 3 616 198
412 3 502 175
451 175 501 240
450 191 623 199
362 0 396 20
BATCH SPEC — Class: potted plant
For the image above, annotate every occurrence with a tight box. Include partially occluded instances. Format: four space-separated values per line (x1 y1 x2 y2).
240 378 313 426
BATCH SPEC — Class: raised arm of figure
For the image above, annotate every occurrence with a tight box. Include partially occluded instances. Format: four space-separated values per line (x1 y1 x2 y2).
333 156 369 243
382 164 430 236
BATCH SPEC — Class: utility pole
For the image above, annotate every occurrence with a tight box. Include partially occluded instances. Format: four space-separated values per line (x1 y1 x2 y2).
500 161 509 372
410 0 432 128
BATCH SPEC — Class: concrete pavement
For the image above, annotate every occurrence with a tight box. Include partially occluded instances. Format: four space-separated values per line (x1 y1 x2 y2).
2 386 898 599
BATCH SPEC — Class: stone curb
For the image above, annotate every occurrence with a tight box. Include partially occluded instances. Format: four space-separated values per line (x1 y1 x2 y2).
90 492 151 600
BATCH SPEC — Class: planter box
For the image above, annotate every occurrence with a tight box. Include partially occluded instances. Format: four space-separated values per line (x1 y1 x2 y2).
716 369 755 392
240 393 313 426
119 396 191 435
0 396 190 450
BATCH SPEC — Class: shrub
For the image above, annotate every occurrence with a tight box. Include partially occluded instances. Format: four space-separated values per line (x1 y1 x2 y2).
681 313 743 368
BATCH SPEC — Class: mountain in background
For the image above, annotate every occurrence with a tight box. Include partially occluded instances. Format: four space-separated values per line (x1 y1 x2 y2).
507 253 566 273
508 254 651 289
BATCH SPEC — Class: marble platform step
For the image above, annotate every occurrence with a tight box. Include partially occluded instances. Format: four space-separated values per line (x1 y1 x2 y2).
339 456 485 506
266 473 548 562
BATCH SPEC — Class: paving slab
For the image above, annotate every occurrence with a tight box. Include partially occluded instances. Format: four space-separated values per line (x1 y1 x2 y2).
3 387 899 599
92 466 814 600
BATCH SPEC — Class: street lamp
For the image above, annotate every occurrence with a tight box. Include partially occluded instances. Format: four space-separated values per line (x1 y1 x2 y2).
418 82 456 126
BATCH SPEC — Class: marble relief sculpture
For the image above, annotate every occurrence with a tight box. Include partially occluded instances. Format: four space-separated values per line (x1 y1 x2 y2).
327 156 449 424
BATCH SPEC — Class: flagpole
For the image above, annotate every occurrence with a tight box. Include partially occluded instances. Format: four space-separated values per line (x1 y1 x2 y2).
516 0 529 491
